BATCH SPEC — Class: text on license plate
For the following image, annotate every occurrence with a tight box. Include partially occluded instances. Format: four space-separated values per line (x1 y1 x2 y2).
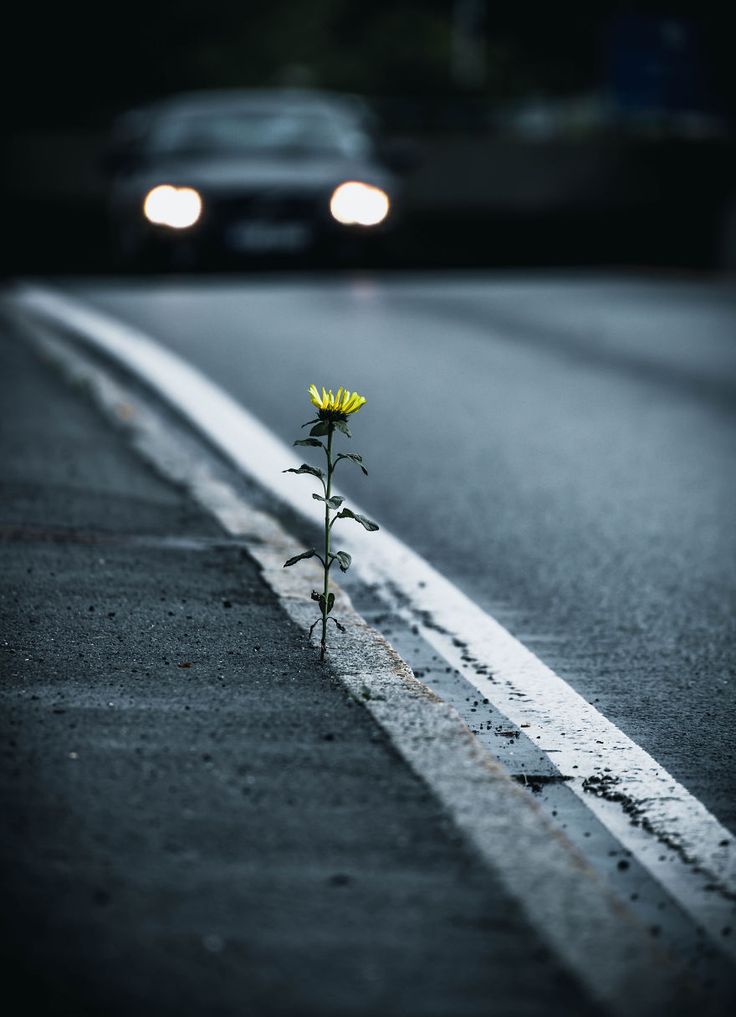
226 221 312 252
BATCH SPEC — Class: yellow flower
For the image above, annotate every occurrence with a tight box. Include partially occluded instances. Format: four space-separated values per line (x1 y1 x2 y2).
309 384 366 416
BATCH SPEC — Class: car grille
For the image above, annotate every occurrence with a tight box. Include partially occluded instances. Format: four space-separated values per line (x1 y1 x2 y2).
211 193 321 222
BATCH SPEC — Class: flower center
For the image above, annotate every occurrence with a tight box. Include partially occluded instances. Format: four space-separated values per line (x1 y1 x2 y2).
318 409 348 422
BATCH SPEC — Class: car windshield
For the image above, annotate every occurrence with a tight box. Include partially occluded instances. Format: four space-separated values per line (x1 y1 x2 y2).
146 109 370 159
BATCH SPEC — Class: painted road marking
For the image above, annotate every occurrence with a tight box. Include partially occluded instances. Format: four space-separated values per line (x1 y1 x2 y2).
15 283 736 957
27 323 697 1016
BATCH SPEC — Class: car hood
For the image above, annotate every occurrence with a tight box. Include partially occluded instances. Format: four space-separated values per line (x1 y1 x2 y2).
122 155 392 196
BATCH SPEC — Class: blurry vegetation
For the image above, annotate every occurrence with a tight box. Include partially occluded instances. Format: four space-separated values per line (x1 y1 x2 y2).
7 1 733 128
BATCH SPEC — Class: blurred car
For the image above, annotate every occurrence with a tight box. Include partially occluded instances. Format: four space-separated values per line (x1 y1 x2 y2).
106 89 399 268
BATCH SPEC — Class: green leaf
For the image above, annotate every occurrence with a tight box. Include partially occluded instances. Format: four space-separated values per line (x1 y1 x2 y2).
311 590 336 614
335 508 379 531
335 452 368 476
283 548 316 568
293 438 324 448
309 421 330 437
313 494 344 509
330 550 352 572
283 464 324 481
301 418 320 428
333 419 351 438
330 617 346 632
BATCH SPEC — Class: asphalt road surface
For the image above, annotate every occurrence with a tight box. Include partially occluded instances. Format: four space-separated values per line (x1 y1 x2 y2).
66 271 736 834
3 330 607 1017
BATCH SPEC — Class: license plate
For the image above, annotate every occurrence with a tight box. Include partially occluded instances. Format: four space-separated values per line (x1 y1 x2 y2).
226 221 312 252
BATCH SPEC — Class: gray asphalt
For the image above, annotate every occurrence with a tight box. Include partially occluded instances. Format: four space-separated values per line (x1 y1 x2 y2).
0 327 602 1014
67 272 736 833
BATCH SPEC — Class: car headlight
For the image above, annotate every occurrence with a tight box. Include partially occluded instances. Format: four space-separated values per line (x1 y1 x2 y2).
329 181 390 227
143 185 202 229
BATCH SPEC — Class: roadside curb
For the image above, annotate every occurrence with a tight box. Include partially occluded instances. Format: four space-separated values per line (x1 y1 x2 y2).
8 292 719 1016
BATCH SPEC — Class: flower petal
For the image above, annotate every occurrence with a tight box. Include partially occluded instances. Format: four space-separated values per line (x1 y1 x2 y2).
309 384 366 415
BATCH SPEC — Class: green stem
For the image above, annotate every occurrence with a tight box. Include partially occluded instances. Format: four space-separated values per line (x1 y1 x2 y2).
320 422 334 661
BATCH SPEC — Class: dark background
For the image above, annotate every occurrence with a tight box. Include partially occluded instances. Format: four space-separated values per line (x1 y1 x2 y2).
5 1 736 273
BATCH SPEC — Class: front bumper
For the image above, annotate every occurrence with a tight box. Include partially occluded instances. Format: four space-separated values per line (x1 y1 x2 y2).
115 186 394 264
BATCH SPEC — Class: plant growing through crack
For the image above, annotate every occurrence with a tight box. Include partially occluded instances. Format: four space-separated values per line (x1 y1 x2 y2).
283 385 378 661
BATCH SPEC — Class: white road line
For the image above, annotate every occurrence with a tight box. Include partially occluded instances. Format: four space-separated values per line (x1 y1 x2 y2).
29 323 693 1017
15 283 736 955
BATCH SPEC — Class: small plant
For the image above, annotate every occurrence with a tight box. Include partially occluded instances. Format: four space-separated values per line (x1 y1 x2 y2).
283 385 379 661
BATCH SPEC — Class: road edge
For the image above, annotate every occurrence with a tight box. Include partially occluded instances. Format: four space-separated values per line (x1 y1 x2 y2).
4 294 707 1016
5 289 722 1015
